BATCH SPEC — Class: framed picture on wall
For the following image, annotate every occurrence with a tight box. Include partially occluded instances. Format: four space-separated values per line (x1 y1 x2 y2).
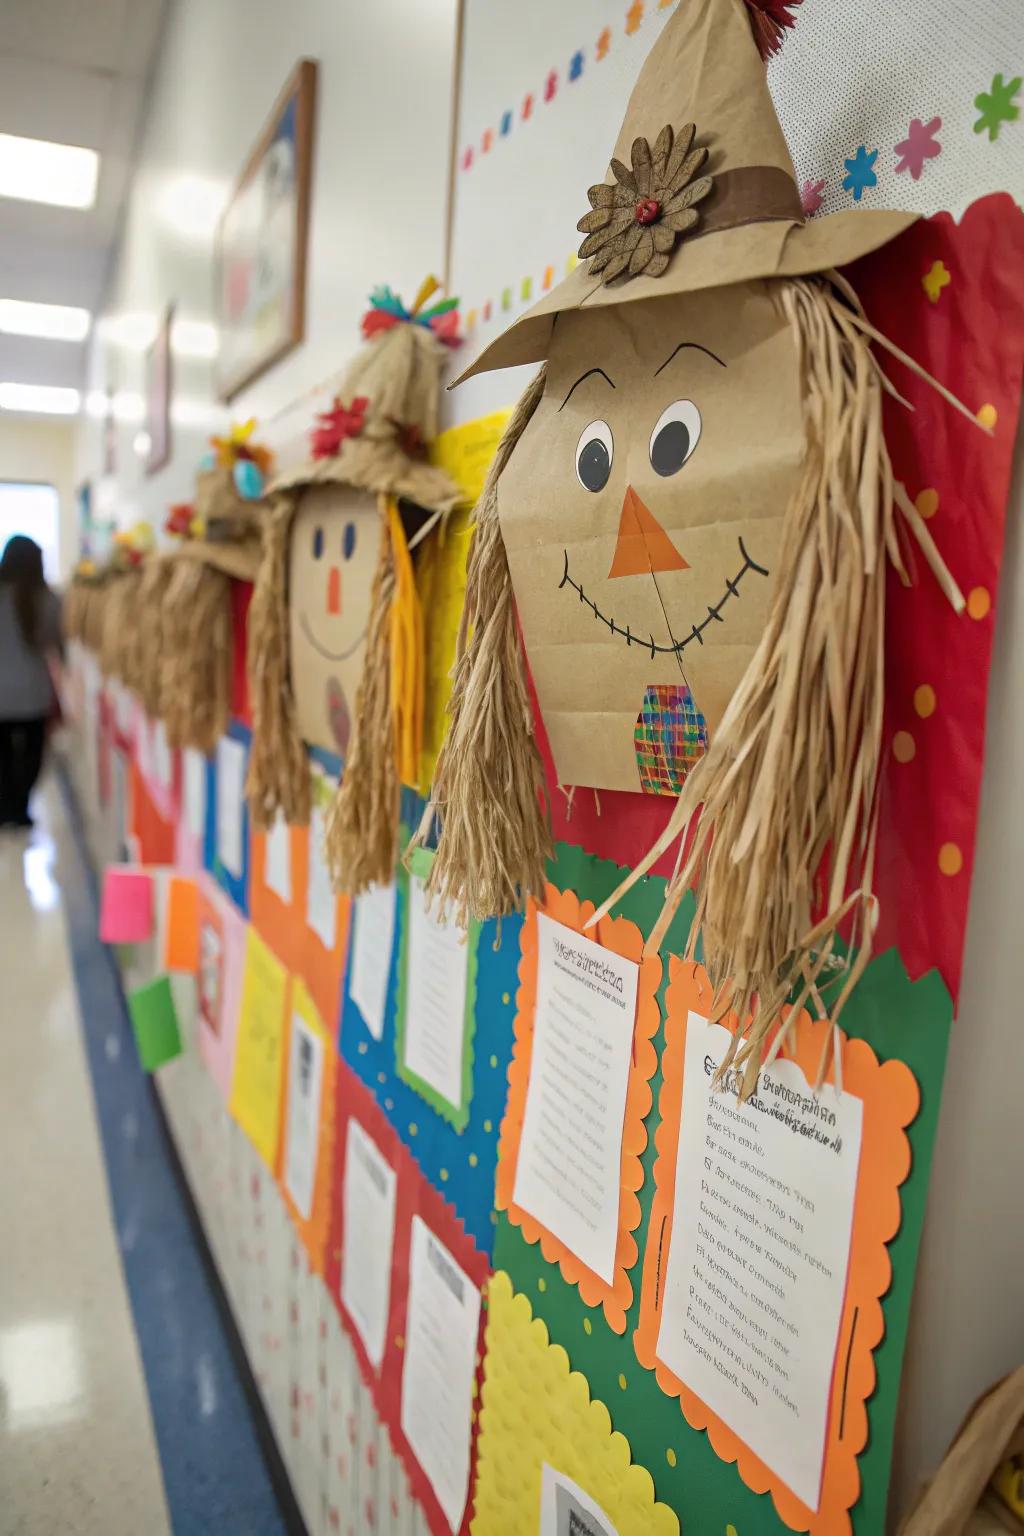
215 59 318 402
145 303 173 475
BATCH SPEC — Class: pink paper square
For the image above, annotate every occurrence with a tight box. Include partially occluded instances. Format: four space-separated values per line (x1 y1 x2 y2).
99 867 154 945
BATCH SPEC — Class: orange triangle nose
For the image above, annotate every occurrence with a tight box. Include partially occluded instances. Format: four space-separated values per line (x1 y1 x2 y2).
608 485 689 579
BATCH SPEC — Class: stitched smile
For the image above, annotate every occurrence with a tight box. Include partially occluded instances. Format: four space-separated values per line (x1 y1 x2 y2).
558 536 769 657
299 612 367 662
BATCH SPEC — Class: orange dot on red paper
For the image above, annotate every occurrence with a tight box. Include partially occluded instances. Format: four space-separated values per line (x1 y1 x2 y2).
938 842 963 875
977 402 998 430
967 586 991 620
914 684 936 718
892 731 916 763
915 488 939 520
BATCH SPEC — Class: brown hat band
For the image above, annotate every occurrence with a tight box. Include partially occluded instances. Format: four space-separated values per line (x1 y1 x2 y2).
694 164 804 239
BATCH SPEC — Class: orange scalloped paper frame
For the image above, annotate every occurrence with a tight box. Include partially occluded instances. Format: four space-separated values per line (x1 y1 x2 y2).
635 959 920 1535
495 882 662 1334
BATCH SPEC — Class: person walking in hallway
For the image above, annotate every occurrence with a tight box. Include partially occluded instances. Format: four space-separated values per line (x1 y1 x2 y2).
0 534 63 829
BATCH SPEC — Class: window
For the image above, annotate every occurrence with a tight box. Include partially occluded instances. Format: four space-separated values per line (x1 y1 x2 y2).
0 482 60 582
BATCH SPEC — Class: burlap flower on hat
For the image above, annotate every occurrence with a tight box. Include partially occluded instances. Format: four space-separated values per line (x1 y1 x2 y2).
577 123 713 283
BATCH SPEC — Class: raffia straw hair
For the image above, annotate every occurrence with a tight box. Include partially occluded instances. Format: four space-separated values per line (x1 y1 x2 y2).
162 559 233 754
246 495 311 828
100 571 141 685
327 498 399 893
63 579 87 644
589 272 968 1096
136 556 175 719
411 366 552 924
79 582 103 653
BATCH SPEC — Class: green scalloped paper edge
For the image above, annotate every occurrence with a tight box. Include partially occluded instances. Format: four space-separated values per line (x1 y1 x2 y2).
394 843 479 1133
494 839 952 1536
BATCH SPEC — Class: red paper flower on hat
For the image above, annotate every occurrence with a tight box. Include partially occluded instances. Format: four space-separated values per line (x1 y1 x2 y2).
164 503 193 539
310 396 369 460
744 0 803 60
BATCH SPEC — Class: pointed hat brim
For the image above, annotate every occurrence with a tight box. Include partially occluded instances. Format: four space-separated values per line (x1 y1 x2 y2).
452 207 916 384
453 0 917 386
172 538 262 583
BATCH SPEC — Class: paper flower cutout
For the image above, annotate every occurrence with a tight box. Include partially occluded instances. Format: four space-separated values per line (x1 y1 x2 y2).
973 73 1022 142
310 396 369 460
744 0 803 60
164 503 193 539
842 144 878 201
922 259 951 304
801 177 826 215
577 123 713 283
895 116 942 180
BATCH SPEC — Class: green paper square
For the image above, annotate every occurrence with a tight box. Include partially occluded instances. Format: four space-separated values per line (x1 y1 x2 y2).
395 844 479 1131
128 975 183 1071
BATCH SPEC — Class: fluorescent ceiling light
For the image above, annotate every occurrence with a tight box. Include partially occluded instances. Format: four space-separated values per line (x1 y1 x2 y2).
0 299 90 342
0 133 99 210
0 382 80 415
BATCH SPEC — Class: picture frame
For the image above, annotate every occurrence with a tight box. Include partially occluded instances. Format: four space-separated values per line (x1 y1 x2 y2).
145 302 173 475
215 59 318 402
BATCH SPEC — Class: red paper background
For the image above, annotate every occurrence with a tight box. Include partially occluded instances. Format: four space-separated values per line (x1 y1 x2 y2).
231 580 253 725
530 193 1024 1007
325 1064 490 1536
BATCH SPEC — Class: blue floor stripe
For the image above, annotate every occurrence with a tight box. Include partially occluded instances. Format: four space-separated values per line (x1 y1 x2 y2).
55 772 300 1536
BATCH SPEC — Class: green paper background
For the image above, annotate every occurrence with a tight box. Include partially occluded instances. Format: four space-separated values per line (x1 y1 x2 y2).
493 841 951 1533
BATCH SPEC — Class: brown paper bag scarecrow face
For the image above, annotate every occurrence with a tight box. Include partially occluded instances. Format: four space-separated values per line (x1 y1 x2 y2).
288 484 381 756
498 281 803 794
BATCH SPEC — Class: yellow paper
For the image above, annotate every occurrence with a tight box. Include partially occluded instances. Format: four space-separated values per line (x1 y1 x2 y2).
429 409 512 510
472 1272 679 1536
419 411 513 788
229 927 289 1170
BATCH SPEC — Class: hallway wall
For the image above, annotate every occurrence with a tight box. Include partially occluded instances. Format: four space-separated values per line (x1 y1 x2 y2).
0 416 77 580
74 0 458 530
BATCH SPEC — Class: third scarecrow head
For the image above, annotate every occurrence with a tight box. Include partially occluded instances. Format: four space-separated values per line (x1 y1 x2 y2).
422 0 973 1082
246 281 460 887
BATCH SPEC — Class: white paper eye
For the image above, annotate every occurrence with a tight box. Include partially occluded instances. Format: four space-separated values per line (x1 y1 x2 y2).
575 419 614 492
649 400 702 477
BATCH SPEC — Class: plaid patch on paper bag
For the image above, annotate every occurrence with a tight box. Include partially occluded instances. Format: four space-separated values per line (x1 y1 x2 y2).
634 683 708 795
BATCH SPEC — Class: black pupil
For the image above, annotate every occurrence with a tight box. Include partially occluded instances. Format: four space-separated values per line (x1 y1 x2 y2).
578 437 610 492
651 419 691 477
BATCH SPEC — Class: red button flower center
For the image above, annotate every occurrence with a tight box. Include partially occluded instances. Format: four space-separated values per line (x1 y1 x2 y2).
635 197 661 225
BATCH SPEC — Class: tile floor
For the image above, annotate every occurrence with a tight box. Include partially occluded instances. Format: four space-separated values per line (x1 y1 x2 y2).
0 773 288 1536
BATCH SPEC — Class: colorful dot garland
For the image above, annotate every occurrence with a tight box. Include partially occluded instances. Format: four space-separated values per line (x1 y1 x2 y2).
457 4 1020 336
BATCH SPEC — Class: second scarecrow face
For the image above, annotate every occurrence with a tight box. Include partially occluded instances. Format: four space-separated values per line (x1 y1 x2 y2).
498 280 804 794
288 484 380 757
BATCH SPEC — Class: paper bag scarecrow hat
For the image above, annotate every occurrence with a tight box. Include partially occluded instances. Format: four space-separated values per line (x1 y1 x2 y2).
455 0 914 385
246 280 460 874
175 419 274 582
96 522 156 688
420 0 975 1088
151 424 275 754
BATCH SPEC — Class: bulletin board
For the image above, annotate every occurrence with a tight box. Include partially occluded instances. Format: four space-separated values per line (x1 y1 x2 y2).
71 6 1024 1535
439 2 1024 1533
